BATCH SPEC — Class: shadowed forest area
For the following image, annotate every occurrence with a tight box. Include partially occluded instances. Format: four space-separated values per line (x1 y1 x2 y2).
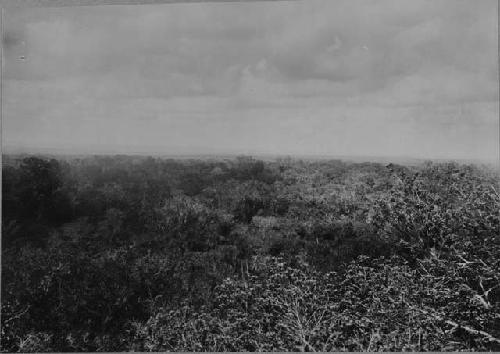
1 154 500 351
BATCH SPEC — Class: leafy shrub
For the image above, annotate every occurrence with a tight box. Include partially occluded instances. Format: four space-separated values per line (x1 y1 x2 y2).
129 255 500 351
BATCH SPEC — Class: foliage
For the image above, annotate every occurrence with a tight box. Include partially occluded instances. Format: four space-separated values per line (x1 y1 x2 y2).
1 155 499 351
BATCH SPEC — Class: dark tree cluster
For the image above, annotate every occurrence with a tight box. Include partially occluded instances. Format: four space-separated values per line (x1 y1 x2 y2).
1 155 499 351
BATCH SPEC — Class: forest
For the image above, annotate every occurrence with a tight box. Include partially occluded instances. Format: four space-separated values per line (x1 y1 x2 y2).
1 154 499 351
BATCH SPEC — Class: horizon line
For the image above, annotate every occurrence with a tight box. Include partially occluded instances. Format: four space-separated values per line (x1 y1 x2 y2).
2 144 498 165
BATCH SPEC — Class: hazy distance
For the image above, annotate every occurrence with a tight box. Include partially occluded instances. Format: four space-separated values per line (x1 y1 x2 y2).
2 0 499 162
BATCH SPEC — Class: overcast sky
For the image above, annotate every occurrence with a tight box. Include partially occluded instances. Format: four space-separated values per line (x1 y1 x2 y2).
2 0 498 159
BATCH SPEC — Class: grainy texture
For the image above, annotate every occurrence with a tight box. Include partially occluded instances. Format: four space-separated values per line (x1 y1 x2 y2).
1 156 499 351
0 0 288 9
1 0 498 351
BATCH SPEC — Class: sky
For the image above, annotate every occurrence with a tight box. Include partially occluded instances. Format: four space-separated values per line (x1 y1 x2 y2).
2 0 499 160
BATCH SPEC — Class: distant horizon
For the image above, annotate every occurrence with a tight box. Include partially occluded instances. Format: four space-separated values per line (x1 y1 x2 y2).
3 143 498 165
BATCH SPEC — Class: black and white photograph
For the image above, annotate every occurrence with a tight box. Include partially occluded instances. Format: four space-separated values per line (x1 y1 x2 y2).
1 0 499 351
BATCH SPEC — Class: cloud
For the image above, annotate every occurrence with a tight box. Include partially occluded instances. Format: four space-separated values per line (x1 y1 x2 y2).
2 0 498 160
